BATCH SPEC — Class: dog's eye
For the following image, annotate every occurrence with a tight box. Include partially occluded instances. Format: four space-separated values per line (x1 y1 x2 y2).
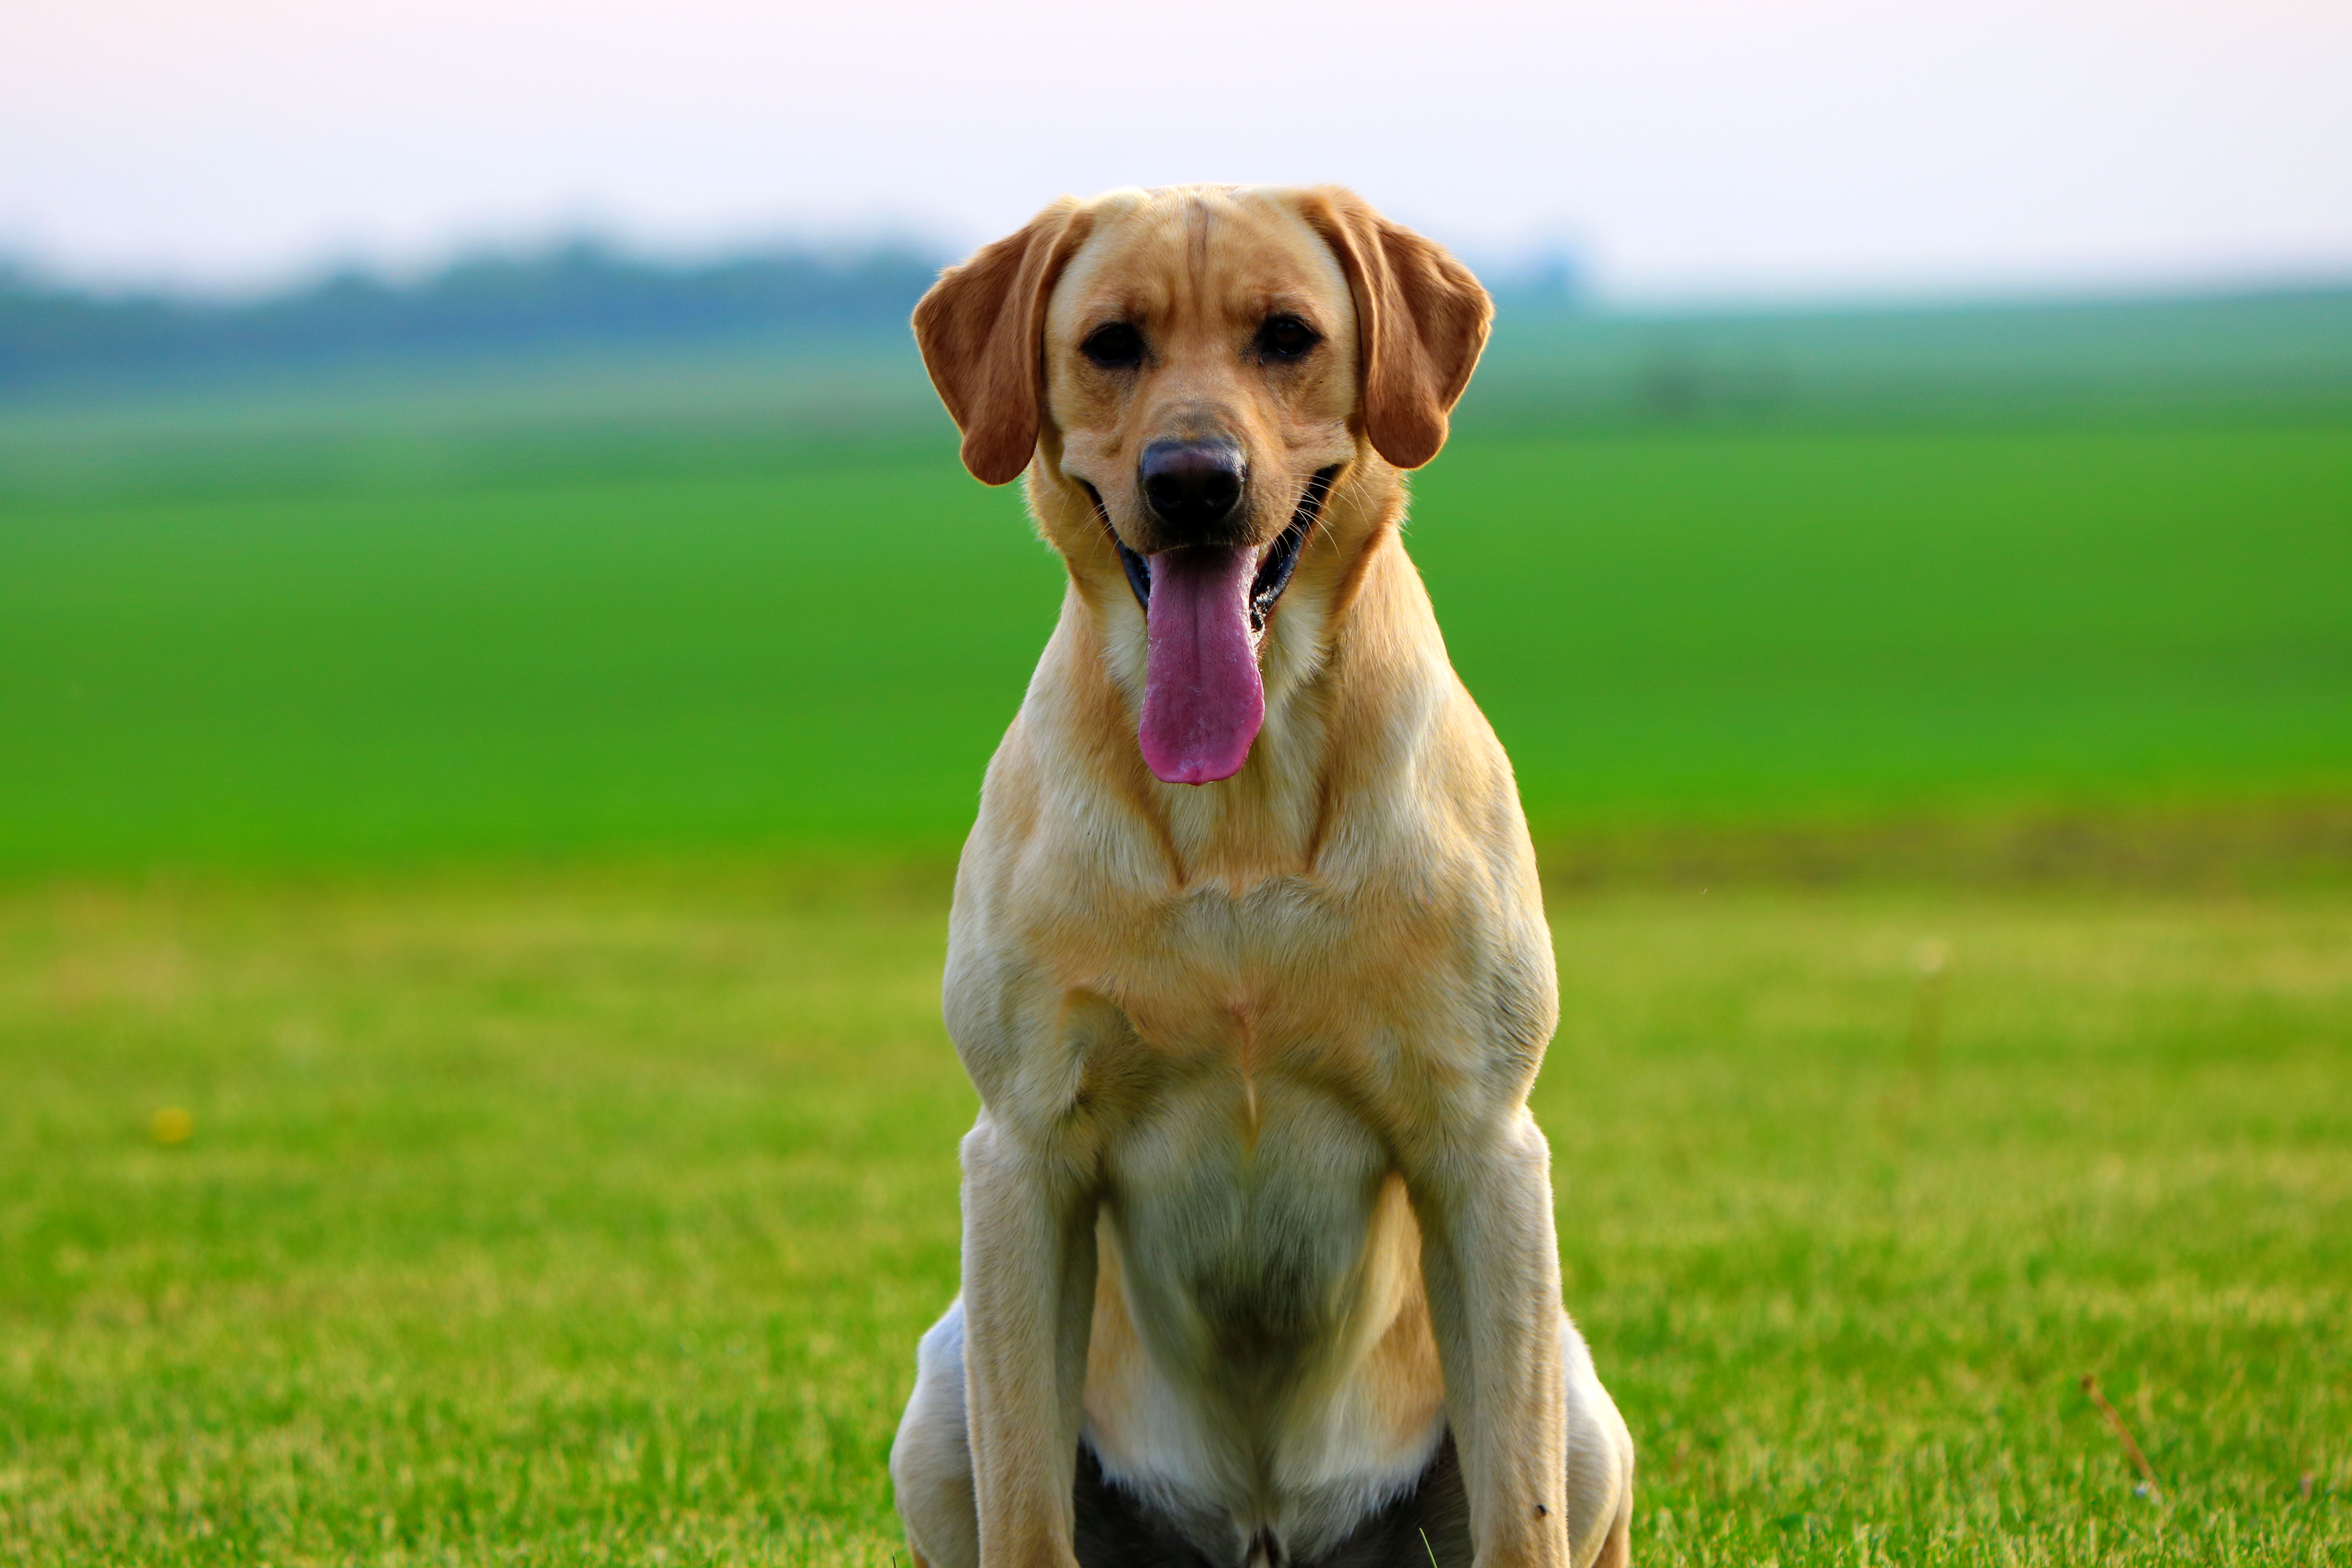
1257 314 1319 362
1081 323 1145 369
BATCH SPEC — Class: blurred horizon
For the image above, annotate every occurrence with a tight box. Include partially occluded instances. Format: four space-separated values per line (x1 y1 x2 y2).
15 220 2352 306
13 221 2352 320
9 229 2350 421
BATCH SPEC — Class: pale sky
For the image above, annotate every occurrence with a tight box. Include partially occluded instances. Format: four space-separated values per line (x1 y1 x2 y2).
4 0 2349 300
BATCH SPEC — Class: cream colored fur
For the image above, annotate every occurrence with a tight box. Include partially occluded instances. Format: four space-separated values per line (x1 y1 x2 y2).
889 185 1635 1568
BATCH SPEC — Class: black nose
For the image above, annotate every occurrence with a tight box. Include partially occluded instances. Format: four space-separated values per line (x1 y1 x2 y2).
1140 440 1245 535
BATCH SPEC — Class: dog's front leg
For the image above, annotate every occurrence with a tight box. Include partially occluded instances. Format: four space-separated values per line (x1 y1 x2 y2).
959 1112 1098 1568
1413 1112 1572 1568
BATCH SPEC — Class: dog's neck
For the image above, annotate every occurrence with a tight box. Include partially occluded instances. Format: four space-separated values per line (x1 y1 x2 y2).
1024 479 1453 889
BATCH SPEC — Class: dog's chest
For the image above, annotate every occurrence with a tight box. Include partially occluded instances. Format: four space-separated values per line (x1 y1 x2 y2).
1067 873 1494 1090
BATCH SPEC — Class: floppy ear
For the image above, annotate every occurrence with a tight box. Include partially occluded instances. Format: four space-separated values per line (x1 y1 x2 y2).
1298 187 1493 470
911 198 1094 486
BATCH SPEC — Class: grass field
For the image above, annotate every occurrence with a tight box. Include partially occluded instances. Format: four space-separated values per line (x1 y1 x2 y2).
4 357 2348 1563
3 419 2347 869
1 869 2345 1565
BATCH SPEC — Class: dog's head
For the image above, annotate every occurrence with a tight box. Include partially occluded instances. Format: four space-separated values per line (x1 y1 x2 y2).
914 185 1489 785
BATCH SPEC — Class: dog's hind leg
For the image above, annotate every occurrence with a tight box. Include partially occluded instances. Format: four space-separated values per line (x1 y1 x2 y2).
891 1301 980 1568
1588 1494 1633 1568
1562 1315 1635 1568
894 1297 1213 1568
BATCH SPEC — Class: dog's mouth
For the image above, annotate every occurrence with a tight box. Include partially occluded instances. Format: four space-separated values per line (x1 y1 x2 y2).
1082 466 1338 786
1096 466 1336 633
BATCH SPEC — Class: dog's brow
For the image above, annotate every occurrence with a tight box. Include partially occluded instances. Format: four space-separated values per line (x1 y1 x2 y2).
1251 293 1320 322
1075 289 1152 331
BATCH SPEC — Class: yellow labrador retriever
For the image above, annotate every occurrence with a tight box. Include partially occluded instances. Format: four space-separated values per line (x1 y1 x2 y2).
889 185 1635 1568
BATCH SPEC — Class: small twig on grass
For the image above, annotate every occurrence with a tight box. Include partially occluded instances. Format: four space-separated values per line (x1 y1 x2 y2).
2082 1374 2161 1500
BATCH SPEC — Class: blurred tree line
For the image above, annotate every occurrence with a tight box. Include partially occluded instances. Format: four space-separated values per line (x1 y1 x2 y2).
0 240 942 392
4 236 2347 430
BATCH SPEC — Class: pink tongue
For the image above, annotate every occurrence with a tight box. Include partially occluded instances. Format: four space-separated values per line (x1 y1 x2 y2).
1140 546 1264 784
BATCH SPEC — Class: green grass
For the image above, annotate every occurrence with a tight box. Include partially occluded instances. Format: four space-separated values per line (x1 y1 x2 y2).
1417 426 2352 823
3 367 2346 1562
1 869 2344 1564
3 421 2346 870
0 444 1046 866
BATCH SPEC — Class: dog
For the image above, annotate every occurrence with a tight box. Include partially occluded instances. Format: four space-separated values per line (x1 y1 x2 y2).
888 185 1635 1568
